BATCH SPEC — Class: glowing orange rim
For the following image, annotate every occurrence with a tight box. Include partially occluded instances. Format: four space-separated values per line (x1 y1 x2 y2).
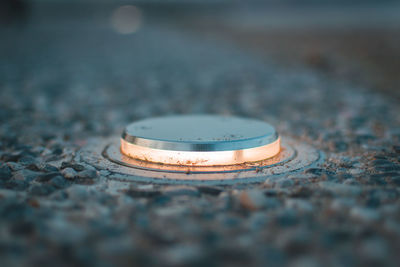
120 137 281 166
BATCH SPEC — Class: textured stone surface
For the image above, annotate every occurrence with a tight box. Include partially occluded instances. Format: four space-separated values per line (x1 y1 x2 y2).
0 3 400 267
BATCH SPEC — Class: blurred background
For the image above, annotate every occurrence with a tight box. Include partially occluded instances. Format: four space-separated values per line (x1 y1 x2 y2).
1 0 400 97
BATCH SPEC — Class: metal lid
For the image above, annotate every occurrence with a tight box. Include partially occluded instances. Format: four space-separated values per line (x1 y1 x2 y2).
122 115 279 152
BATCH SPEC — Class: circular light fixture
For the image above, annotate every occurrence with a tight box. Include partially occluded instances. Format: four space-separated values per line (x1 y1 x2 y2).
78 115 323 185
120 115 280 166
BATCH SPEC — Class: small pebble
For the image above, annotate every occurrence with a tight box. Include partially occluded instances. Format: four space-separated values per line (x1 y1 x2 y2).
162 186 200 197
343 179 359 185
264 177 294 188
374 163 400 172
330 198 357 211
389 176 400 185
285 199 314 213
4 179 29 191
349 168 363 175
5 162 24 171
160 244 203 266
0 164 12 181
289 187 313 198
276 178 295 188
248 212 270 230
359 238 388 263
77 169 98 179
18 155 37 166
350 207 380 222
126 187 161 198
290 257 320 267
61 162 85 172
39 163 59 173
36 172 61 182
61 168 77 179
365 174 387 185
372 159 392 166
319 182 362 196
276 209 298 227
196 186 222 196
99 170 110 176
49 176 69 189
239 189 277 211
29 184 56 196
13 169 41 182
305 168 335 176
66 185 90 200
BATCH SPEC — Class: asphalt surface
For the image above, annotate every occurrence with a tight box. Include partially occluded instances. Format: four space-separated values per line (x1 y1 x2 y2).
1 4 400 267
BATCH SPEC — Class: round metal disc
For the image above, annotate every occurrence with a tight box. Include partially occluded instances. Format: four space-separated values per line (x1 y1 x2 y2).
122 115 279 152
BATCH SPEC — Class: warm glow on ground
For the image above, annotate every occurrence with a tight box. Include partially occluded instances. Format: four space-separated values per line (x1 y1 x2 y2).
120 137 281 166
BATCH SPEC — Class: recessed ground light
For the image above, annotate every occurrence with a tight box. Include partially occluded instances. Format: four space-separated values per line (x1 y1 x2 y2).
79 115 323 185
120 115 281 166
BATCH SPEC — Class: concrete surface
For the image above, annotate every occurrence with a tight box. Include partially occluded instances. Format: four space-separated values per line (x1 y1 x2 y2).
0 2 400 267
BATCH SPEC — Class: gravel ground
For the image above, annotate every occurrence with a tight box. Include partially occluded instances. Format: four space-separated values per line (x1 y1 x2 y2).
1 5 400 267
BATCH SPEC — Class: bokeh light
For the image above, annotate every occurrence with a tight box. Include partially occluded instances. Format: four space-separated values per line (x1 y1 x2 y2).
110 5 142 34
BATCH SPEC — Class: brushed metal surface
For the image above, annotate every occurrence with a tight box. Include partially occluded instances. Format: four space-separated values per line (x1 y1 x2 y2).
122 115 279 152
